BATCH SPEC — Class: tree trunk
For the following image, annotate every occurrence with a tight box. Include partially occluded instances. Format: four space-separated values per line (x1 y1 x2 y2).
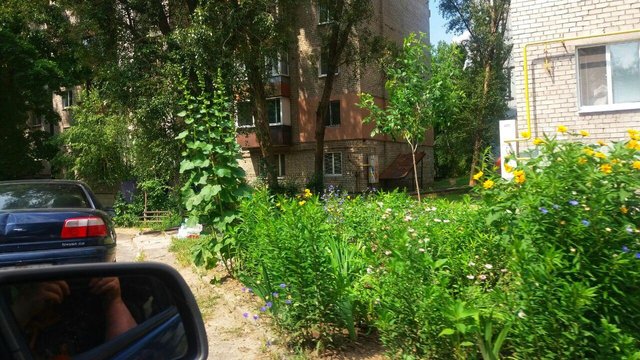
409 142 421 202
468 61 492 186
247 62 278 189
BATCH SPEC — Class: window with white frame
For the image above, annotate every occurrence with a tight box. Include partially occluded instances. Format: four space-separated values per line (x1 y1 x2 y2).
270 54 289 76
318 1 332 24
236 98 285 126
324 152 342 176
324 100 340 126
258 154 286 178
577 41 640 111
62 89 74 109
267 98 282 124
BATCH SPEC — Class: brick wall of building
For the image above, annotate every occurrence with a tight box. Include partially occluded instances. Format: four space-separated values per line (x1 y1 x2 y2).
510 0 640 150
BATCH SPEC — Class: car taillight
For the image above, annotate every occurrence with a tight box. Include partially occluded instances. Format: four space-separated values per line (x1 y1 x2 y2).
61 217 108 239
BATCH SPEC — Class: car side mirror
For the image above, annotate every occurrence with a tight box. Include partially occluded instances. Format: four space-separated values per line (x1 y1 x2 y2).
0 263 208 360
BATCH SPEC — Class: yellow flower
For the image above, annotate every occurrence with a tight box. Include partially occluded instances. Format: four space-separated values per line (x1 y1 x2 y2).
504 163 514 173
557 125 568 133
597 140 606 146
633 161 640 170
628 129 640 140
620 205 629 214
520 131 530 138
298 200 306 206
595 152 607 159
578 157 588 165
611 159 621 165
583 148 595 156
600 163 612 174
483 179 495 189
473 171 484 180
579 130 589 137
533 138 544 146
513 170 526 184
303 188 312 198
627 139 639 150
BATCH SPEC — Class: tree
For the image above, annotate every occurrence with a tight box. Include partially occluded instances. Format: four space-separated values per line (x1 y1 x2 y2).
359 33 462 201
438 0 511 185
0 0 82 179
312 0 382 191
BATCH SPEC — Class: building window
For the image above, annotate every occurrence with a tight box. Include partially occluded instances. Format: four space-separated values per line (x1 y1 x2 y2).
319 47 338 77
237 98 285 127
270 54 289 76
259 154 285 178
324 100 341 126
267 98 282 124
324 152 342 176
318 1 332 24
237 102 254 127
62 89 73 109
577 41 640 111
277 154 285 177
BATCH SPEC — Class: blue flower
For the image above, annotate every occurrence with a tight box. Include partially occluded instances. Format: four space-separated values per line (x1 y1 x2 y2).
242 312 249 318
622 246 630 253
253 314 259 320
260 306 266 312
539 207 549 214
581 219 590 226
266 302 273 308
552 204 560 210
636 253 640 259
272 292 279 298
569 200 579 206
285 299 292 305
279 283 286 289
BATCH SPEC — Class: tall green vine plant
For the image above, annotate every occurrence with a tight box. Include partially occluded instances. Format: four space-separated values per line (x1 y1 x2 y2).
176 71 249 232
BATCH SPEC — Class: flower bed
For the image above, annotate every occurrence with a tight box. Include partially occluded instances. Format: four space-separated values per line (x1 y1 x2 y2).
231 128 640 358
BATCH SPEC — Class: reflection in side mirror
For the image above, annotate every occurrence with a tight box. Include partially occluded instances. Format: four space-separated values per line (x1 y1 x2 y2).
0 263 207 360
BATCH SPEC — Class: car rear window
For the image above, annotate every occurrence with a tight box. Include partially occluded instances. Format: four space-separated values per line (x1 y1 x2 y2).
0 183 90 210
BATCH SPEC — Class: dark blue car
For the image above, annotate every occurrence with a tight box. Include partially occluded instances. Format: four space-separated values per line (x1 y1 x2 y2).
0 180 116 268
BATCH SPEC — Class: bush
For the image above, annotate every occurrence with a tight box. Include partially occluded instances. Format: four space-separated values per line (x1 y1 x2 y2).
229 128 640 358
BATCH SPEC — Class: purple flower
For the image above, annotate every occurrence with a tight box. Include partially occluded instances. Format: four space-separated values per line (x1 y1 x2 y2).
279 283 286 289
569 200 579 206
242 312 249 318
266 302 273 308
260 306 267 312
272 292 279 298
552 204 560 210
285 299 292 305
581 219 590 226
622 246 630 253
253 314 259 320
539 207 549 214
636 253 640 259
241 287 247 292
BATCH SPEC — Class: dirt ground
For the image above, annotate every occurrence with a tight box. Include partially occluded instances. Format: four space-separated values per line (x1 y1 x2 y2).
116 228 387 360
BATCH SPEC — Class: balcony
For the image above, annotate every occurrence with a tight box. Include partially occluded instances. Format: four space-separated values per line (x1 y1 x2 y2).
236 125 292 149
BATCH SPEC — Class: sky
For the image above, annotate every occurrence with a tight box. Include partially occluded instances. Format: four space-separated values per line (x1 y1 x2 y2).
429 3 453 45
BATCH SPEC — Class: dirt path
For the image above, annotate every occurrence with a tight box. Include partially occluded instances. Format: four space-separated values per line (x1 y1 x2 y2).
116 228 387 360
116 228 285 359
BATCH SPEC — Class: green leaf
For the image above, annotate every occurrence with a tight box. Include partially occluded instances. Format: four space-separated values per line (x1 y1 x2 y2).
177 111 187 117
438 328 455 337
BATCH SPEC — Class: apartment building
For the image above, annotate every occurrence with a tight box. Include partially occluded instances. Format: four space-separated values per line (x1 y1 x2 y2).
509 0 640 149
236 1 433 192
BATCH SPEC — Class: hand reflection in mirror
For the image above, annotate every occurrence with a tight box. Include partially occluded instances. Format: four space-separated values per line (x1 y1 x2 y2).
10 277 137 358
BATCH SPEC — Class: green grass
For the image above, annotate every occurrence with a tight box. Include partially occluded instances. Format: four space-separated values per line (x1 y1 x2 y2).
169 236 201 267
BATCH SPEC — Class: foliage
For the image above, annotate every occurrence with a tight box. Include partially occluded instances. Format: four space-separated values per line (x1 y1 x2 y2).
475 128 640 358
55 89 130 190
360 33 462 200
437 0 511 184
225 128 640 357
0 0 82 179
176 71 249 231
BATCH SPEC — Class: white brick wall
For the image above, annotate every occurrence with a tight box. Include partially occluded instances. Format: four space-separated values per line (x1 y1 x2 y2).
510 0 640 148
